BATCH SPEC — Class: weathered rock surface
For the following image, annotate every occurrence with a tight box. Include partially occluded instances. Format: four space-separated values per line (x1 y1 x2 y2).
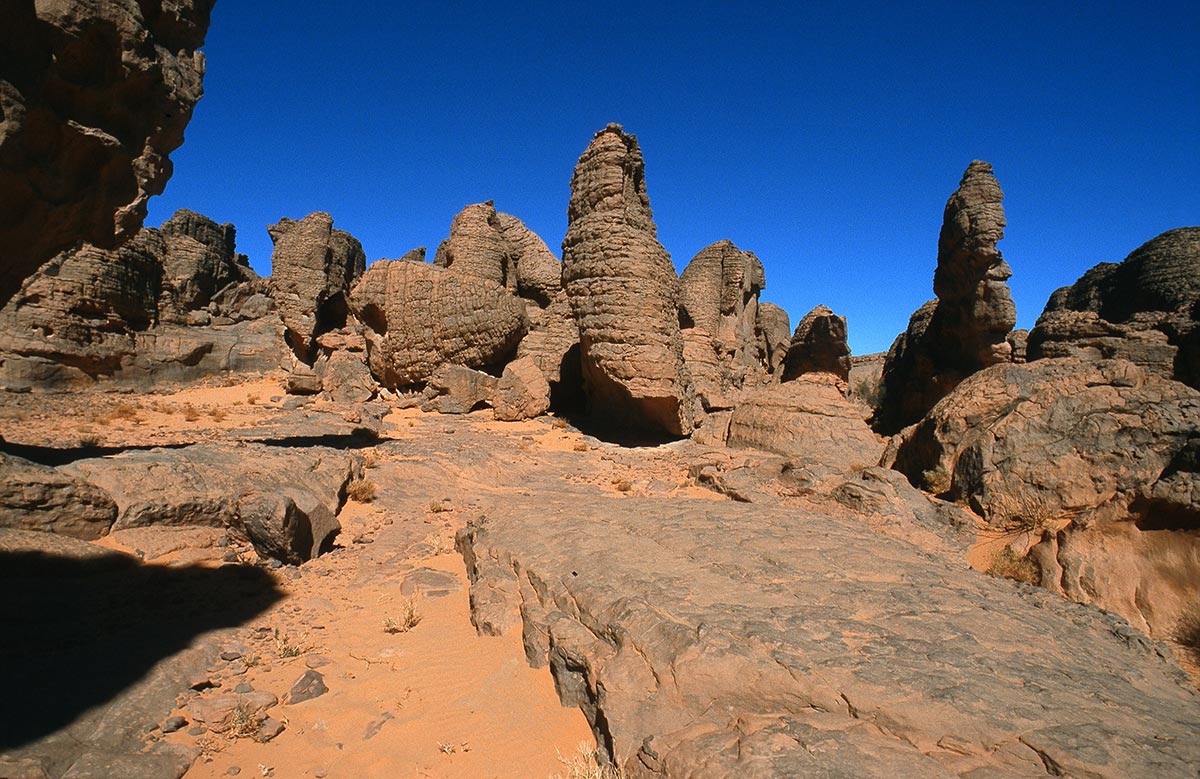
849 352 885 407
433 202 517 292
890 357 1200 636
727 377 884 469
459 487 1200 778
350 259 527 389
421 364 498 414
62 444 359 564
157 209 255 320
0 0 214 309
517 291 580 391
782 304 851 383
498 213 563 305
268 212 366 360
0 454 116 541
1028 227 1200 388
561 124 694 436
753 302 791 378
493 356 551 421
876 161 1017 433
678 240 770 401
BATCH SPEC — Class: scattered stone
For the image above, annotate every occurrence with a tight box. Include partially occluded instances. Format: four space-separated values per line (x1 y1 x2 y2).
286 670 328 704
161 715 187 734
304 655 332 669
257 717 285 742
219 650 243 662
187 726 207 737
225 768 241 777
234 683 254 694
561 124 695 436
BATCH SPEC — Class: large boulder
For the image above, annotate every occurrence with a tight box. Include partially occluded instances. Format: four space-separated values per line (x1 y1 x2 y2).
0 454 117 541
516 290 581 400
433 201 518 292
349 258 527 389
268 212 366 360
890 357 1200 636
782 304 851 383
1028 227 1200 389
0 0 214 309
754 302 791 378
62 444 359 564
876 161 1016 433
561 124 695 436
498 212 562 305
727 377 884 470
422 364 498 414
493 356 551 421
157 209 256 319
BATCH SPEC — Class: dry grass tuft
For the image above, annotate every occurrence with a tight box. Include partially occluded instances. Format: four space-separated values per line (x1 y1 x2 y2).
246 393 259 405
553 417 570 430
1173 607 1200 662
273 628 304 658
612 479 632 493
347 477 378 503
109 403 139 421
227 703 263 740
993 489 1063 537
986 546 1040 585
383 598 422 633
428 499 451 513
551 742 624 779
361 449 381 469
209 406 227 422
573 442 589 452
182 404 200 422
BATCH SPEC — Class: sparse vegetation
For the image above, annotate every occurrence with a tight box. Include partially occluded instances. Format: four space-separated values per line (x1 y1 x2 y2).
361 449 381 468
986 546 1040 585
993 488 1062 537
109 403 139 421
78 433 101 448
210 406 227 422
273 628 304 658
551 742 624 779
553 417 570 429
1173 607 1200 662
347 477 378 503
227 702 264 740
574 442 589 452
422 531 455 556
246 393 259 405
920 464 951 493
437 741 457 755
383 598 422 633
182 404 200 421
613 478 632 492
428 499 451 513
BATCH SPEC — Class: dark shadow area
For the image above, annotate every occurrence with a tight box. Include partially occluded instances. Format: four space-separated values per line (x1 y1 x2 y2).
564 412 685 448
252 430 380 449
0 439 192 466
0 550 284 750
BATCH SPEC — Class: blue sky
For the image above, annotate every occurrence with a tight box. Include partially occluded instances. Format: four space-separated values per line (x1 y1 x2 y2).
147 1 1199 355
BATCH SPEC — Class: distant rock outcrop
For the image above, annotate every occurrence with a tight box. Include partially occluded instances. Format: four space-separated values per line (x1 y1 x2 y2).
268 212 366 361
782 304 850 383
433 202 518 292
561 124 695 436
158 209 255 319
890 357 1200 637
754 302 791 378
0 0 214 308
678 240 772 405
876 161 1016 433
349 259 527 389
1028 227 1200 388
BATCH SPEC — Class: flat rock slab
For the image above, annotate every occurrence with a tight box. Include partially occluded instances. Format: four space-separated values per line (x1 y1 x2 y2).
460 492 1200 778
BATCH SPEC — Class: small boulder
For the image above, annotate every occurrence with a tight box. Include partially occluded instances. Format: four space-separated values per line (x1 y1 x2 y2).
493 356 551 421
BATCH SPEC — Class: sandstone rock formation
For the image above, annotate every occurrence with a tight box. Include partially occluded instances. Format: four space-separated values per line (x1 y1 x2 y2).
0 210 285 389
561 124 695 436
63 444 359 564
433 202 517 291
268 212 366 360
493 356 551 421
516 291 582 407
0 0 214 308
876 161 1016 433
754 302 791 377
782 304 851 383
890 357 1200 636
422 364 498 414
1028 227 1200 388
677 240 771 402
727 377 884 470
498 213 563 305
349 259 527 389
0 453 117 541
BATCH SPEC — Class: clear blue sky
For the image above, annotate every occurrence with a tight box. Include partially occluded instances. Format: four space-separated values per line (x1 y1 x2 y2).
147 1 1199 355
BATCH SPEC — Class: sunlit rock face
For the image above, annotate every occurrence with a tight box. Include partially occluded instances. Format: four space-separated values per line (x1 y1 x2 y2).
875 160 1016 433
0 0 216 308
561 124 695 436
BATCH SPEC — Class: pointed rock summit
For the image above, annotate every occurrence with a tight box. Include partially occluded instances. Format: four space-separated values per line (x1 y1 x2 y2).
875 161 1016 433
561 124 695 436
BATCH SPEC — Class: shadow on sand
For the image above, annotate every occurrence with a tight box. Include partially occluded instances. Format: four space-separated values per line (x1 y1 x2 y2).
0 549 284 751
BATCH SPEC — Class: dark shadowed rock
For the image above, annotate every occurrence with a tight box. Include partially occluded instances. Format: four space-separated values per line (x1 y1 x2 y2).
727 377 883 469
493 356 551 421
157 209 255 320
61 445 359 564
349 259 527 389
0 454 116 541
561 124 695 436
678 240 770 402
890 357 1200 637
1028 227 1200 388
876 161 1016 433
0 0 214 308
782 304 851 383
285 670 328 704
268 212 366 360
433 201 517 292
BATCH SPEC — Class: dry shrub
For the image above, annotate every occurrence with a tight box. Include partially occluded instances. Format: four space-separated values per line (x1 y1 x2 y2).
993 488 1062 537
986 546 1040 585
209 406 227 422
78 433 101 448
227 703 263 740
553 417 570 430
383 598 422 633
1174 607 1200 662
361 449 381 469
612 479 632 493
573 442 589 452
109 403 139 421
182 404 200 422
551 742 624 779
347 477 377 503
246 393 259 405
273 628 303 658
428 499 451 513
